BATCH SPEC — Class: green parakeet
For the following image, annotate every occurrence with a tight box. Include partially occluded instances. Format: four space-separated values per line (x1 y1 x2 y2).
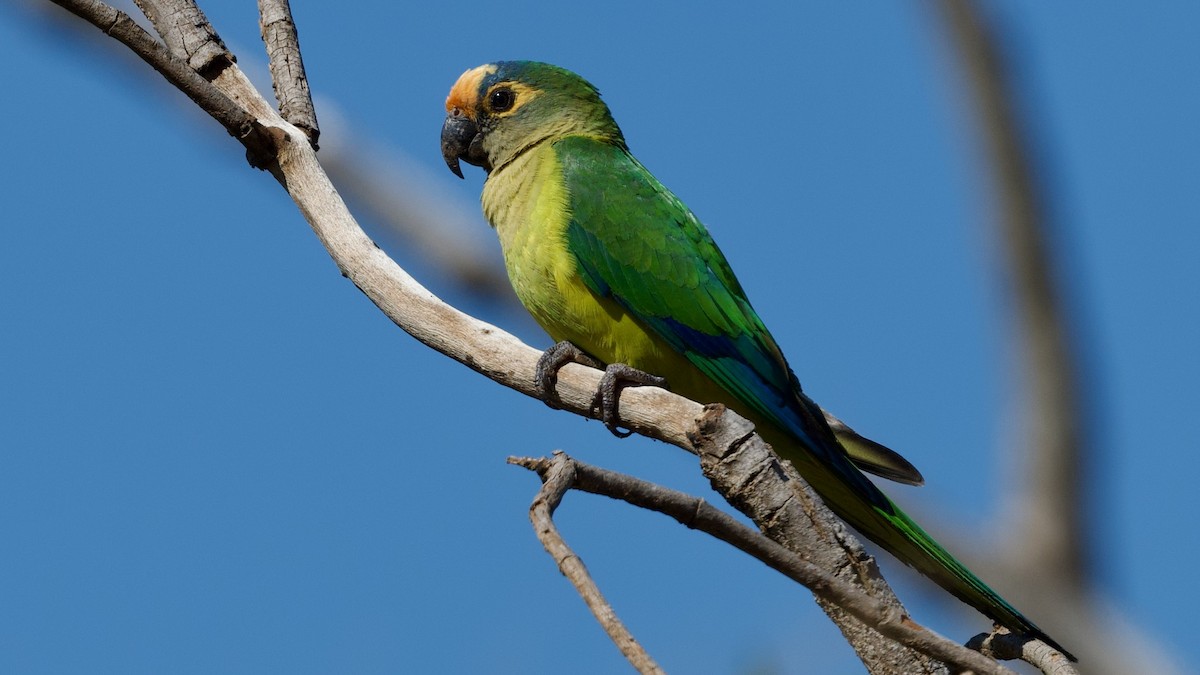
440 60 1072 660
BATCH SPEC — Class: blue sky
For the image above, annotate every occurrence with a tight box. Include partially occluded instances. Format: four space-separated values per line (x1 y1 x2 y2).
2 2 1197 673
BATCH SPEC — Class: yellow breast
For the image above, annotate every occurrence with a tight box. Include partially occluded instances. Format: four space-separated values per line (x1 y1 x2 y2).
480 145 678 374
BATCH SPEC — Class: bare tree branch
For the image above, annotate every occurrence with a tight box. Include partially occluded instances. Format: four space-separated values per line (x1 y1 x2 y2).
130 0 230 72
12 1 490 317
967 629 1080 675
518 453 666 675
257 0 318 146
694 407 1068 673
514 451 1028 675
48 0 258 143
28 0 508 304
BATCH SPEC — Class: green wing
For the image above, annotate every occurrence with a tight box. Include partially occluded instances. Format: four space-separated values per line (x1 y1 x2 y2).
555 136 884 502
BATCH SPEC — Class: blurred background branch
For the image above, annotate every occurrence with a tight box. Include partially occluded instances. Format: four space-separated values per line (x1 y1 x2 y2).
933 1 1178 672
937 0 1088 593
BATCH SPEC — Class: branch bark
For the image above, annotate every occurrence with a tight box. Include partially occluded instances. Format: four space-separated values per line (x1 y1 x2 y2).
967 629 1079 675
258 0 319 146
131 0 230 72
690 408 941 673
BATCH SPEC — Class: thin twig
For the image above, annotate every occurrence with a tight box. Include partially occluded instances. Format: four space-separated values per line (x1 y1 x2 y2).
512 452 1020 675
257 0 319 147
967 629 1079 675
522 453 665 675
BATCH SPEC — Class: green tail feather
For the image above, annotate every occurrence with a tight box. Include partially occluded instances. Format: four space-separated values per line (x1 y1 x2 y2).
765 420 1075 660
851 493 1076 661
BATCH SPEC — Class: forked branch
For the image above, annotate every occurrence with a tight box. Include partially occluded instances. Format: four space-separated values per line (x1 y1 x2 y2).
513 451 1025 675
517 452 665 675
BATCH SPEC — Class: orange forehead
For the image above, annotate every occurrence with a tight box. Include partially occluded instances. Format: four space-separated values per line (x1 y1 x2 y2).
445 64 497 117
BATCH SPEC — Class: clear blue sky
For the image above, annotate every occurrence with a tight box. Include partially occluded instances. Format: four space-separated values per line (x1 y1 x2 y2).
2 2 1196 673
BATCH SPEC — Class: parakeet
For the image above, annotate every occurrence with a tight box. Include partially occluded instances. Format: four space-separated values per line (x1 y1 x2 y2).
441 60 1072 660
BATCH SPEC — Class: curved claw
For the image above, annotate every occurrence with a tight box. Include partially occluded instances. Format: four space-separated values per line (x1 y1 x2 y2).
592 363 668 438
535 341 602 408
534 342 666 436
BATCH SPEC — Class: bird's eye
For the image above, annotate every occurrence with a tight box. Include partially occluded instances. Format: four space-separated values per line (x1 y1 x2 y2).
489 87 516 113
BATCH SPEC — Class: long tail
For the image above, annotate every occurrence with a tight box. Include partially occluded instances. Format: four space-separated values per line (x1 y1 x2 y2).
863 491 1074 660
766 423 1076 661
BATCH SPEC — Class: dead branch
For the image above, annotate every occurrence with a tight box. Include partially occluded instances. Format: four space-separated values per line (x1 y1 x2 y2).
519 452 665 675
50 0 256 140
967 629 1079 675
257 0 318 146
691 408 941 673
131 0 230 72
514 451 1021 675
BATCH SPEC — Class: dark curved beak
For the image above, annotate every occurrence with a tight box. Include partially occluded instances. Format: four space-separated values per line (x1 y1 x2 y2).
441 111 488 178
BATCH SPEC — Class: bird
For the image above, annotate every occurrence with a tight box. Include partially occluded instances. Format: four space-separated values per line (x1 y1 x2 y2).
440 60 1073 660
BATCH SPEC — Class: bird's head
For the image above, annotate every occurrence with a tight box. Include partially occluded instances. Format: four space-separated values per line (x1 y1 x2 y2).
441 61 624 178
